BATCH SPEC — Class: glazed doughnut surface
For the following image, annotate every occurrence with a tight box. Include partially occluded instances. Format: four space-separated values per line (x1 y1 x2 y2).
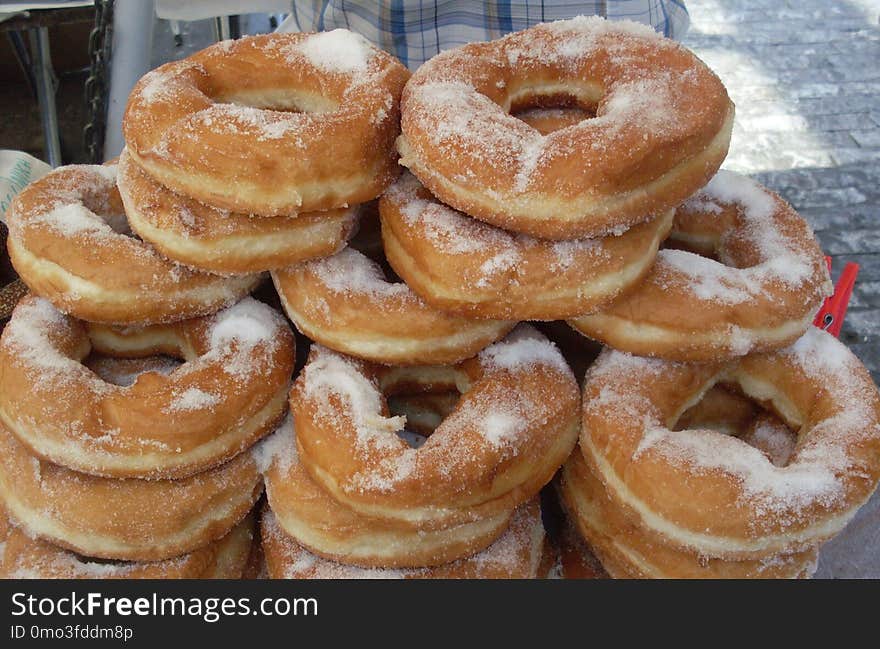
124 30 409 215
398 16 734 239
5 164 260 324
0 296 294 479
569 171 832 360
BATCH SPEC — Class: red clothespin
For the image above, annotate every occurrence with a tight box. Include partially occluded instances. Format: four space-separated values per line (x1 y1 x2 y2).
813 256 859 338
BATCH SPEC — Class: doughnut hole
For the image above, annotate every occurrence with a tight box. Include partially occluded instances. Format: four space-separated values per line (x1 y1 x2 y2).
674 384 798 468
83 353 183 387
662 199 765 268
508 85 599 134
214 88 338 114
79 320 215 394
380 366 467 448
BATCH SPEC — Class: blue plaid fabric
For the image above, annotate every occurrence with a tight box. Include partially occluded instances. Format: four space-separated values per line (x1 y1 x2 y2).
277 1 689 69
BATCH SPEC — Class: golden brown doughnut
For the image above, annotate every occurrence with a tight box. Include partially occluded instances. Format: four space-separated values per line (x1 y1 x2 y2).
398 16 733 239
261 498 548 579
5 164 260 324
1 508 254 579
0 420 263 561
560 451 818 579
0 296 293 479
124 31 409 215
380 173 672 320
117 149 359 275
569 171 832 360
291 327 579 529
580 328 880 559
271 246 515 364
259 417 512 568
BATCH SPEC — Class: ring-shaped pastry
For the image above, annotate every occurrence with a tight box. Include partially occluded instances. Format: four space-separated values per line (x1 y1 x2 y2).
0 295 294 479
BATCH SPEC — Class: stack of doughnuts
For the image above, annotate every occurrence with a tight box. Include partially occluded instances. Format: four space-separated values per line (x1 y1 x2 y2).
560 331 880 578
116 30 410 277
0 29 408 578
0 295 293 578
258 327 578 578
3 17 880 580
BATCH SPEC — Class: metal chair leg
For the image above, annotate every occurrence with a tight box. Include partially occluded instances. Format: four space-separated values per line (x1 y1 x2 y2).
29 26 62 168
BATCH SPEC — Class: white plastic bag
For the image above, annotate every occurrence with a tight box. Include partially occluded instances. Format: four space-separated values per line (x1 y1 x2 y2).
0 149 51 224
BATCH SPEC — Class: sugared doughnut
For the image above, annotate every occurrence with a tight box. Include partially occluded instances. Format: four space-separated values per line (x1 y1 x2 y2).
380 174 672 320
398 16 733 239
291 327 579 528
560 453 817 579
569 171 832 360
259 418 512 568
580 328 880 559
123 31 410 215
564 434 817 580
117 150 359 275
0 296 294 479
5 164 260 324
261 499 548 579
1 508 254 579
271 246 515 365
0 420 263 561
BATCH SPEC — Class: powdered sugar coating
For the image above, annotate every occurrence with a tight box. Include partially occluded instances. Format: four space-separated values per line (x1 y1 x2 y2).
168 387 219 412
479 325 572 377
585 330 880 528
209 297 281 351
384 173 612 292
262 500 544 579
0 296 291 475
295 327 577 502
292 29 375 74
306 247 410 298
301 346 406 454
400 14 718 225
742 416 797 468
675 170 817 289
254 415 297 475
11 164 121 240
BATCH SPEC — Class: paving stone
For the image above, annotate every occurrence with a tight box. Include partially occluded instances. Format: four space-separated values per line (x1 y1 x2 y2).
685 0 880 578
840 309 880 344
798 204 880 232
816 229 880 255
849 281 880 310
805 112 877 131
851 129 880 147
831 147 880 165
789 94 880 117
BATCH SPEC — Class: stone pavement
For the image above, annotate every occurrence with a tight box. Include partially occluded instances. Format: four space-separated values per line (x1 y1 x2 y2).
682 1 880 579
683 0 880 382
